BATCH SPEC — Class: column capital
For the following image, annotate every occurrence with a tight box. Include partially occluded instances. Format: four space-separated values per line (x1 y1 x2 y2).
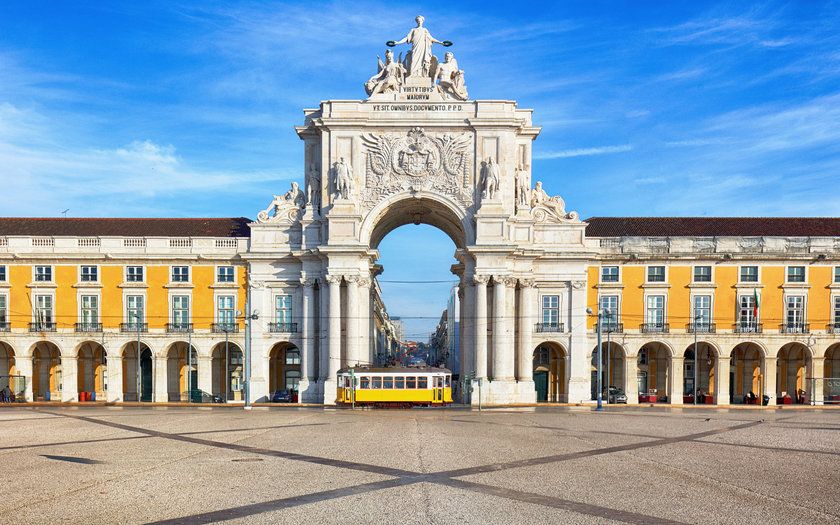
502 276 518 289
300 277 316 287
325 274 342 285
571 280 586 290
345 275 359 284
473 274 491 285
357 277 372 288
518 277 536 288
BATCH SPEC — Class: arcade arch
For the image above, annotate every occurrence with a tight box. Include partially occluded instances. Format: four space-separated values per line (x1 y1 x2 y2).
825 344 840 402
684 342 717 403
0 342 15 376
77 341 107 400
590 342 625 401
122 342 153 402
777 343 811 403
212 342 243 401
268 342 301 395
637 342 671 403
731 342 764 404
32 341 61 401
167 342 198 402
533 342 566 402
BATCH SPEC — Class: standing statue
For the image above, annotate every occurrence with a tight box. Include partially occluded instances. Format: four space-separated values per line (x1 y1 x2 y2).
333 157 354 199
481 157 500 200
306 161 321 211
364 49 406 96
434 51 468 100
387 15 451 78
515 165 530 211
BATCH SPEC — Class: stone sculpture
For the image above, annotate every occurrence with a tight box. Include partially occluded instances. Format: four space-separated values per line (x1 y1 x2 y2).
364 49 406 96
306 161 321 212
435 51 468 100
481 157 500 200
387 15 451 77
257 182 304 223
515 165 530 212
530 181 579 222
333 157 354 199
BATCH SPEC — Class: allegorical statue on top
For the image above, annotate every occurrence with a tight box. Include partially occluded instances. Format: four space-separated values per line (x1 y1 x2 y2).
257 182 305 223
530 181 579 222
435 51 468 101
387 15 451 77
364 49 406 96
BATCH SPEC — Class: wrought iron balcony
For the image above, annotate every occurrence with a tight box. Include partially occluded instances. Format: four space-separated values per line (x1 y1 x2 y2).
686 323 716 334
780 323 809 334
120 322 148 333
29 322 56 332
166 323 194 333
827 323 840 335
212 323 239 333
640 323 669 334
269 322 298 333
596 322 623 334
75 322 103 333
535 322 564 333
733 322 763 334
0 321 9 332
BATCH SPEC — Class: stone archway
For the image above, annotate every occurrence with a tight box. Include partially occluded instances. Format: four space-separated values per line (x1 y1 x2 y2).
0 341 16 376
122 341 153 402
268 342 301 396
637 342 671 403
167 342 197 402
77 341 106 401
825 344 840 403
31 341 61 401
590 342 625 402
684 342 717 404
731 342 765 404
777 343 811 403
533 342 566 402
212 342 243 401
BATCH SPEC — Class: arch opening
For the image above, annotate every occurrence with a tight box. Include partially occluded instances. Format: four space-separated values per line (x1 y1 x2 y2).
730 342 764 404
212 342 243 401
533 342 566 402
77 341 107 401
590 342 626 402
825 344 840 403
684 342 717 404
122 342 153 402
365 194 469 250
637 342 670 403
777 343 811 404
168 342 198 402
268 342 301 398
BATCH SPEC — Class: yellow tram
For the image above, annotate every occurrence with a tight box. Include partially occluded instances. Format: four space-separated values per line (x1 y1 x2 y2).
336 367 453 407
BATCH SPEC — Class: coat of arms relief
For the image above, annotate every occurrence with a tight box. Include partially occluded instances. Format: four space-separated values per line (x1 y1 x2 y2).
360 127 474 210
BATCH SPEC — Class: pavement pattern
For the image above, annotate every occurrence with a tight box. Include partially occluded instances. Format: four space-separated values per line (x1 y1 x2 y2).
0 406 838 524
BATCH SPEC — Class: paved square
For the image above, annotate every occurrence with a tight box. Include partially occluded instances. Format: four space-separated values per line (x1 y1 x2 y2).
0 406 838 524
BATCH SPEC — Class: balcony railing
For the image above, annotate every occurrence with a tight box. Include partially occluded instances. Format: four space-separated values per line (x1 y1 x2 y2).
212 323 239 333
535 322 564 333
733 322 763 334
120 322 148 333
167 323 194 333
780 323 809 334
75 322 103 333
596 322 623 334
686 323 716 334
640 323 669 334
827 323 840 335
0 321 9 332
29 322 56 332
269 322 298 333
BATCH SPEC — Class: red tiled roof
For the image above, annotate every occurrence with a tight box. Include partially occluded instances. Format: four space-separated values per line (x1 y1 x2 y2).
0 218 252 237
585 217 840 237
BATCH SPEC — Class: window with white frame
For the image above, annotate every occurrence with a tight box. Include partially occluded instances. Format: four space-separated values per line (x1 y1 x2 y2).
80 265 98 282
835 267 840 283
785 296 805 330
80 295 99 326
600 266 619 283
647 266 666 283
0 295 7 326
541 295 560 329
217 295 236 328
172 266 190 283
34 266 52 282
645 295 666 327
739 266 759 283
217 266 235 283
693 266 712 283
787 266 806 283
599 295 619 328
0 265 6 282
126 295 144 327
738 295 757 327
834 297 840 327
126 266 144 282
692 295 712 328
34 294 53 326
275 295 292 323
171 295 190 327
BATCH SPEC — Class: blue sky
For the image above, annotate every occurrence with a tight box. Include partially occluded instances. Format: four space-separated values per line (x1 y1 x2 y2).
2 1 840 339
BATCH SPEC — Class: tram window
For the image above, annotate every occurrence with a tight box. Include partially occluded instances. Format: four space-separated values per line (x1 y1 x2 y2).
418 377 428 389
406 377 416 389
395 377 405 389
372 377 382 389
360 377 370 389
383 377 394 389
445 375 451 387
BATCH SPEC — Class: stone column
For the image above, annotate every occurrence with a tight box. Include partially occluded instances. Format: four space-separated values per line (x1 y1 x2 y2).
568 280 591 403
626 353 639 404
500 277 517 380
62 356 78 402
491 277 510 380
318 281 329 381
670 356 684 405
324 274 342 403
473 275 489 379
107 355 123 402
153 356 168 402
17 356 33 402
345 276 360 367
517 279 535 382
716 354 730 405
300 278 315 381
764 356 777 405
197 356 213 395
460 280 473 376
358 278 372 366
811 357 825 404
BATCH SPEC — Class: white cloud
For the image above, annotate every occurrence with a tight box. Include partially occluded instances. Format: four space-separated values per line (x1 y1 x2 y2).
535 144 633 160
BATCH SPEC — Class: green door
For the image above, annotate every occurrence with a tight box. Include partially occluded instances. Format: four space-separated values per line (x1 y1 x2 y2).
140 349 153 402
534 371 548 402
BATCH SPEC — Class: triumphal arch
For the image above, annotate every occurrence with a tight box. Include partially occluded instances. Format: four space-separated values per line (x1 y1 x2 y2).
246 17 594 404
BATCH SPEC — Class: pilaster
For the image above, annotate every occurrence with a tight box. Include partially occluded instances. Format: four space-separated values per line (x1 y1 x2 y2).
716 356 730 406
567 280 590 403
517 279 535 382
764 357 777 405
107 355 123 402
345 275 360 367
670 356 684 405
153 356 167 402
473 274 489 379
62 356 78 402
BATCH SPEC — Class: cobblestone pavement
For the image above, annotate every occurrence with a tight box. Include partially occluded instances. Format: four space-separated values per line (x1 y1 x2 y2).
0 406 838 524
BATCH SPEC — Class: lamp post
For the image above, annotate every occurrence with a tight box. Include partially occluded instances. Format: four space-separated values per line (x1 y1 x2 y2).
693 316 698 406
243 273 259 410
605 308 612 405
588 307 604 411
135 312 141 403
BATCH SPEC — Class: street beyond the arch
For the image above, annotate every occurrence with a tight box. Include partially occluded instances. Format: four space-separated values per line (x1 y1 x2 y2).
0 406 837 524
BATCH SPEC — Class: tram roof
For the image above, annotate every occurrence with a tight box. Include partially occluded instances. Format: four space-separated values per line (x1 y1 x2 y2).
337 366 452 374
